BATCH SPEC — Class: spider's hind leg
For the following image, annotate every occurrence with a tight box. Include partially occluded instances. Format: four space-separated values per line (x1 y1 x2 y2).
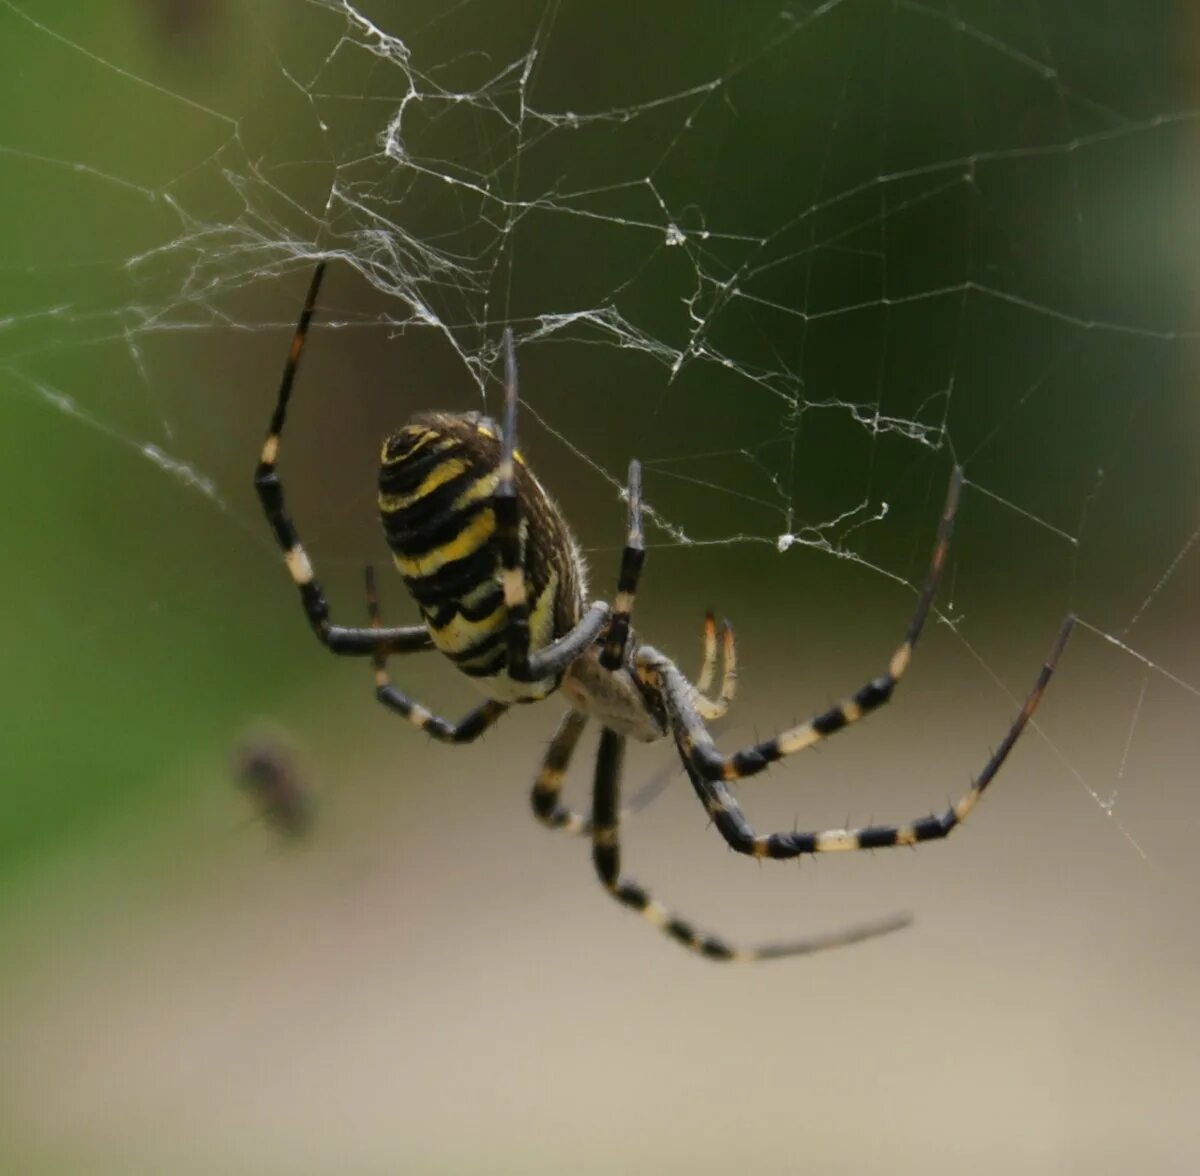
365 566 509 743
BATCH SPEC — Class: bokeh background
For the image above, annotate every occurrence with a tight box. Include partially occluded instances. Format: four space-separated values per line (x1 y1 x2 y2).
2 2 1198 1172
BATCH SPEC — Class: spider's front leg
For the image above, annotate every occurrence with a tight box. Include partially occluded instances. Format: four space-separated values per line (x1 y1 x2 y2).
600 459 645 671
597 446 733 707
254 261 433 659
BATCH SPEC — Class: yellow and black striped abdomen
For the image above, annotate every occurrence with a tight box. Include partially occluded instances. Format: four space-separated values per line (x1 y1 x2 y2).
378 412 585 699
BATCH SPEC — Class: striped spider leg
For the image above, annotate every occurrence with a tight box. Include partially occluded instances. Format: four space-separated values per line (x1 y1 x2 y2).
365 564 511 744
646 614 1073 860
254 261 504 746
589 725 913 961
628 467 1075 862
254 262 434 660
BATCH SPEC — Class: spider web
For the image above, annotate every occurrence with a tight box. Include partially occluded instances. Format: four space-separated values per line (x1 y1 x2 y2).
1 1 1196 863
4 2 1200 1170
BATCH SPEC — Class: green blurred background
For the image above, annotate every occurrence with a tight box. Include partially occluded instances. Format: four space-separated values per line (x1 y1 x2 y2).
1 2 1197 1172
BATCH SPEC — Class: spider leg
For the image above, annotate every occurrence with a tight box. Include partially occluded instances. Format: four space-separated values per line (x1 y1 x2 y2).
492 328 613 683
642 614 1074 860
600 459 645 671
599 457 739 707
590 727 911 961
494 327 534 676
525 603 612 679
694 610 720 695
254 262 434 658
691 611 737 721
531 710 591 833
532 712 680 836
366 566 509 743
657 465 964 782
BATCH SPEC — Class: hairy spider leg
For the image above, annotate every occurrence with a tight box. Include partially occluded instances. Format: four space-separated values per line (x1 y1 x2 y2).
645 613 1074 860
590 725 911 961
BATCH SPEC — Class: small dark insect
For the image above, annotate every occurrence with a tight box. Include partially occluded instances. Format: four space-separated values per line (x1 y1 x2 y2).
235 736 315 840
254 262 1074 961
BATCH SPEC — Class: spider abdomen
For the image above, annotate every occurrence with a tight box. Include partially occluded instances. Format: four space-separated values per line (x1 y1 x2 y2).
378 412 585 699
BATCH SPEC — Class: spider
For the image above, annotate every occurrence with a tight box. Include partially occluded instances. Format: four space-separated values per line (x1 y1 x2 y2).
254 262 1074 963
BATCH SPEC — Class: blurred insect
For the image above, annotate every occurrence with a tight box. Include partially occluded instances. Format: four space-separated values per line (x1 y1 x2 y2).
235 735 315 840
254 261 1074 961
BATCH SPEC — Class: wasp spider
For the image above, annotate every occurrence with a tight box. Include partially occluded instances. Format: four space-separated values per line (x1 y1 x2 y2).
254 263 1074 962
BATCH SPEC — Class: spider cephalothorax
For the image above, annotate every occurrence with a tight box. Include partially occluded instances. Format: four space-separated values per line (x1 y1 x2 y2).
255 262 1073 962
